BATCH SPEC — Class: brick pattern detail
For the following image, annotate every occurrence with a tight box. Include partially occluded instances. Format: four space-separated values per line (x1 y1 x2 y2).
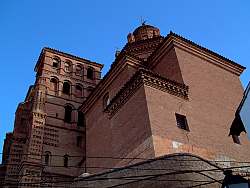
104 68 188 117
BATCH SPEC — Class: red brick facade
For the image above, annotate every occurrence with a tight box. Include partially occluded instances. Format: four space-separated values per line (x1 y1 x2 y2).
80 25 250 175
1 24 249 187
1 48 103 187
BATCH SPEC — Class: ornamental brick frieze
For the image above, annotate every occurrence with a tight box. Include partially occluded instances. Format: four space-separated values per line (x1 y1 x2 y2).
32 112 47 119
104 68 189 118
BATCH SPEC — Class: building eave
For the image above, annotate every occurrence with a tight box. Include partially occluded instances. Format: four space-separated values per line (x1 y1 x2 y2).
34 47 104 72
147 31 245 76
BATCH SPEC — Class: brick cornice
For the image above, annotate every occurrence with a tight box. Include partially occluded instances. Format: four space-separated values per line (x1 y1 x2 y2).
104 68 189 118
148 32 245 76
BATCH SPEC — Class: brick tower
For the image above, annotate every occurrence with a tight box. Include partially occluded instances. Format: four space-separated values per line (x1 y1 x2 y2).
2 48 103 187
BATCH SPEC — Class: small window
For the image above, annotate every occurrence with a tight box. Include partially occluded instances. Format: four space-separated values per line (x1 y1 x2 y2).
76 65 83 76
63 155 69 167
50 77 58 91
52 58 60 68
75 84 83 97
44 151 51 166
63 82 71 95
77 136 83 147
64 61 71 72
77 111 85 127
64 105 73 123
175 113 189 131
103 93 110 108
87 67 94 80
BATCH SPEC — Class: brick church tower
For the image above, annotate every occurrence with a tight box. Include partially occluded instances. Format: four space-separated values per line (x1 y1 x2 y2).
2 48 103 187
1 24 250 187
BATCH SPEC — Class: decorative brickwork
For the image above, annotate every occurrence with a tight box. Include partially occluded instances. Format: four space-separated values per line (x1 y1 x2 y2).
104 68 188 117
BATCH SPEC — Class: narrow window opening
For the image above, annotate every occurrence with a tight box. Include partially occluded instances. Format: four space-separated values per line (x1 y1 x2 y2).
64 105 73 123
44 152 51 166
76 65 82 76
63 155 69 167
65 62 71 72
77 111 85 127
52 58 60 68
63 82 70 95
50 78 58 91
76 84 83 97
87 67 94 80
175 113 189 131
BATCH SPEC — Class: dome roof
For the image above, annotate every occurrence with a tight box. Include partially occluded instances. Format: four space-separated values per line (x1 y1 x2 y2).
133 24 156 34
127 23 161 43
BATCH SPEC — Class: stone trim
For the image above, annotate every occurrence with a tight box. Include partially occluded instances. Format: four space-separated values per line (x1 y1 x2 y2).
104 68 189 117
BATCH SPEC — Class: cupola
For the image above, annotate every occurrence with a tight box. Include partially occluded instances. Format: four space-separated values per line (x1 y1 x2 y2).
127 23 161 43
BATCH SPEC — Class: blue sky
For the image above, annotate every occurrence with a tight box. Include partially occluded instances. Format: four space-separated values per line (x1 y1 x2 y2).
0 0 250 158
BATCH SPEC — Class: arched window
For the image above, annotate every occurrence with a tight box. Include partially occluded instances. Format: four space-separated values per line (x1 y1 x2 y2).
44 151 51 166
52 57 60 69
64 61 72 72
64 105 73 123
87 67 94 80
76 65 83 76
63 155 69 167
77 111 85 127
63 81 71 95
50 77 58 91
75 84 83 97
103 93 110 108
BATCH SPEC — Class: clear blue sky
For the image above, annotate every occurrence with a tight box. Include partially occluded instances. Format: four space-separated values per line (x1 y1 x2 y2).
1 0 250 158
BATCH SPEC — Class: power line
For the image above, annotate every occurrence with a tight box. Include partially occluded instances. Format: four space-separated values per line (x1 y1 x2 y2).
0 174 219 188
2 153 250 187
1 164 248 187
2 152 250 164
